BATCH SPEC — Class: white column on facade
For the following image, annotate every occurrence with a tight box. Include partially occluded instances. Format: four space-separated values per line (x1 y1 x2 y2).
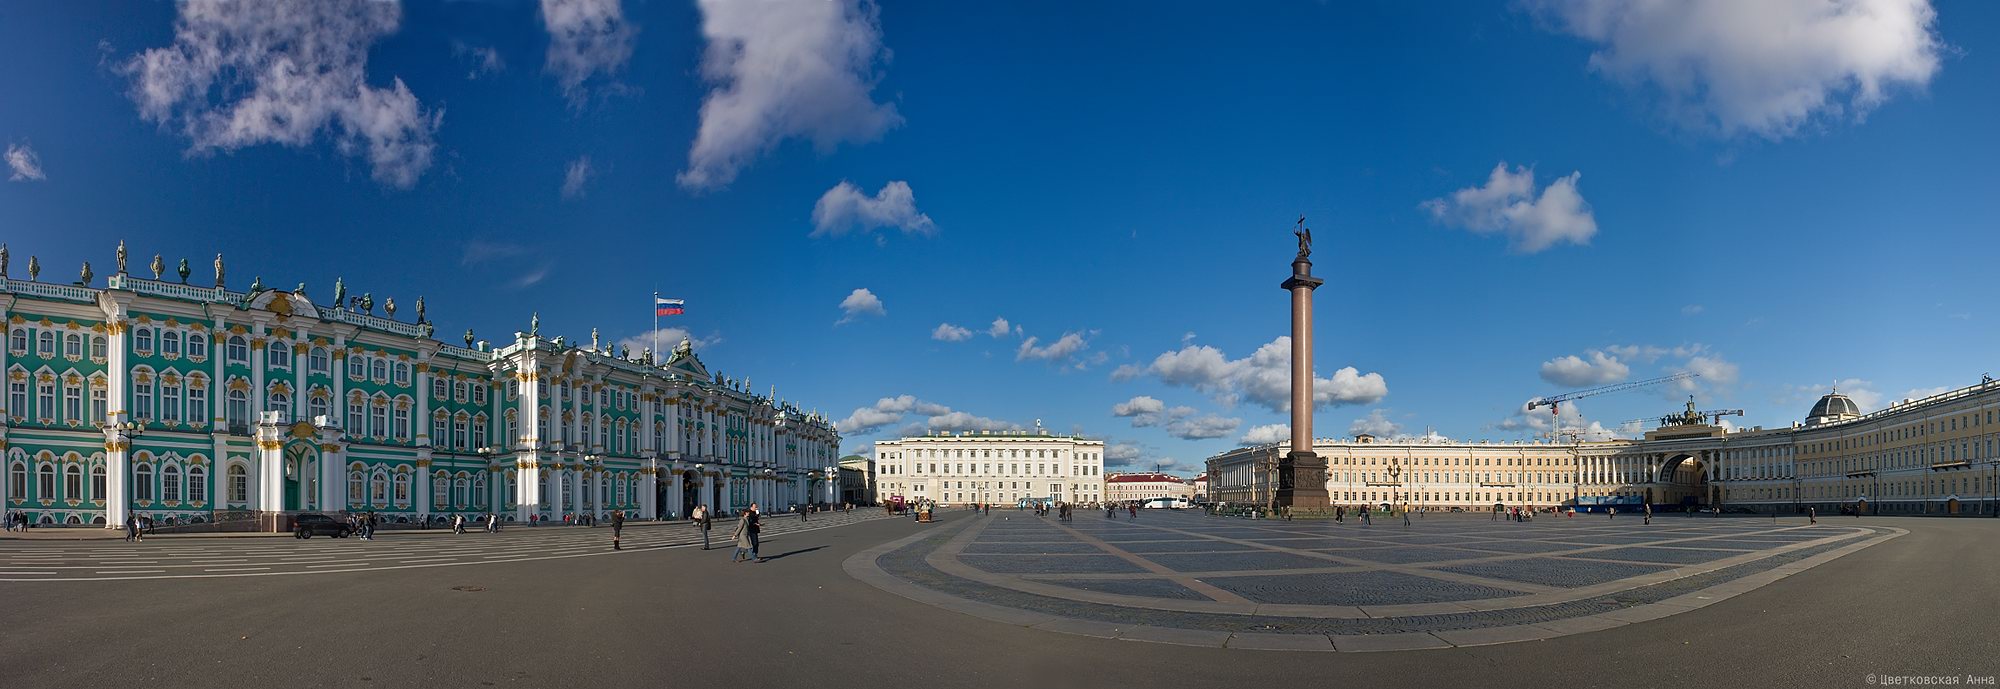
515 361 542 522
414 365 430 447
322 440 345 513
639 390 656 455
547 463 566 520
255 413 285 517
210 319 226 429
250 324 268 418
700 472 715 510
291 329 307 422
667 466 683 519
103 312 133 528
641 460 658 519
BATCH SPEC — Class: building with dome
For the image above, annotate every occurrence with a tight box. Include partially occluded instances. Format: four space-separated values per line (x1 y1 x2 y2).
1208 381 2000 516
0 244 839 530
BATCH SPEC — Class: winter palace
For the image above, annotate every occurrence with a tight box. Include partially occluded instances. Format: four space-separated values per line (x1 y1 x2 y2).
1209 382 2000 516
0 244 839 529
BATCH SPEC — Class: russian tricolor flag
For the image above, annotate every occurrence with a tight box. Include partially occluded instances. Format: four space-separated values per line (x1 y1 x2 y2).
655 298 685 316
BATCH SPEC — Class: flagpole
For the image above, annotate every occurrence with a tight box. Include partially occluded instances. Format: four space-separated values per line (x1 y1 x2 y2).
652 290 659 362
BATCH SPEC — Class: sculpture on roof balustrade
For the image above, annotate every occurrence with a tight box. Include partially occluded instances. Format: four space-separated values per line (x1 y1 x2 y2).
150 254 164 280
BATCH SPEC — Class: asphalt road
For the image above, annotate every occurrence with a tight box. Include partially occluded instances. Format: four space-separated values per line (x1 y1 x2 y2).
2 511 1994 689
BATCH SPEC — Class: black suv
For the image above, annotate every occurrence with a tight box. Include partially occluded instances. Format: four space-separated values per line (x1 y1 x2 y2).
294 513 352 539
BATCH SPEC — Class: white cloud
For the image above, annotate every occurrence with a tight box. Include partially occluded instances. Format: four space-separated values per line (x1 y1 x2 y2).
561 156 593 200
836 288 885 325
931 323 972 342
1422 163 1597 253
811 180 936 239
1105 442 1145 466
1110 364 1144 382
1348 409 1401 438
1494 399 1620 440
836 395 1018 437
615 327 722 360
461 240 528 266
1904 386 1951 401
1017 331 1094 365
1110 395 1167 426
1165 414 1240 440
1240 423 1289 445
679 0 901 190
121 0 440 189
1676 354 1741 393
5 143 45 181
1530 0 1943 140
987 317 1014 338
540 0 635 105
1141 337 1387 413
1539 349 1631 387
1681 304 1704 316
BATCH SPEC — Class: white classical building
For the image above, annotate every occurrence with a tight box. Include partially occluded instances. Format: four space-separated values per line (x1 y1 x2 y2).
873 427 1104 506
1104 472 1194 503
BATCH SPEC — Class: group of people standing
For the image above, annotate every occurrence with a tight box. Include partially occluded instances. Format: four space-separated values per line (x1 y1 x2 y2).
4 511 32 532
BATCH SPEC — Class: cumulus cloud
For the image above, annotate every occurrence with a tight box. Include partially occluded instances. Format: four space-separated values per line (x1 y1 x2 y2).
1348 409 1401 438
678 0 901 190
1110 396 1168 426
121 0 440 188
1140 336 1387 413
1240 423 1289 445
835 395 1018 437
836 288 885 325
6 143 45 181
1422 163 1597 253
1017 331 1092 364
1539 349 1631 387
931 323 972 342
1681 304 1705 316
811 180 936 239
1165 414 1240 441
1529 0 1943 139
616 327 722 360
561 156 593 199
1494 399 1620 440
540 0 635 105
987 317 1015 338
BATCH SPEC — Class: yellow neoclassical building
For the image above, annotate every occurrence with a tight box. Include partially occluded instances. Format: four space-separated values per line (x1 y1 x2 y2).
1208 377 2000 515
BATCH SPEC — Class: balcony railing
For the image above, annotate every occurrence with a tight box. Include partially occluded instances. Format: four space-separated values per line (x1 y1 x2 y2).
1 278 98 302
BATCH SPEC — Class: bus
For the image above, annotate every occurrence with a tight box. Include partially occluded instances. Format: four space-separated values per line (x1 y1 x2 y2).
1141 497 1192 510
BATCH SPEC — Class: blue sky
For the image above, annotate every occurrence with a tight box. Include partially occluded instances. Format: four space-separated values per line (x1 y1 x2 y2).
3 0 1995 474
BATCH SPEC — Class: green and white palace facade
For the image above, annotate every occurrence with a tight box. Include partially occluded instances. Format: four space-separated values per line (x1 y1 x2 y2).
0 251 839 529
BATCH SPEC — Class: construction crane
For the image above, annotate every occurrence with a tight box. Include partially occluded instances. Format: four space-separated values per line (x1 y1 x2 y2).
1527 372 1698 434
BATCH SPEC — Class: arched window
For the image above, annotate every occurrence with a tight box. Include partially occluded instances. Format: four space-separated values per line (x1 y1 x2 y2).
370 358 387 383
132 372 155 421
229 464 248 504
269 388 291 420
90 335 106 360
186 376 207 425
133 462 153 502
135 328 154 354
348 353 366 380
161 330 180 358
64 463 82 499
64 333 82 359
226 336 249 364
433 412 449 446
370 394 389 439
162 464 182 502
348 394 366 434
161 378 182 423
226 388 249 427
186 333 206 360
91 463 105 500
308 391 330 420
63 379 82 422
309 347 330 375
453 413 468 450
433 471 449 507
393 471 410 504
371 470 390 505
393 401 411 441
188 465 207 503
472 415 488 450
7 328 26 353
472 473 487 509
268 342 291 369
348 469 365 503
393 362 411 386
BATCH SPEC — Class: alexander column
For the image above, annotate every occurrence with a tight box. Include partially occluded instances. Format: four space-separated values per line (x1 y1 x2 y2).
1276 217 1330 510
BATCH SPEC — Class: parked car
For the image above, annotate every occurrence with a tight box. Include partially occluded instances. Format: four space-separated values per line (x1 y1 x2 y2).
294 513 352 539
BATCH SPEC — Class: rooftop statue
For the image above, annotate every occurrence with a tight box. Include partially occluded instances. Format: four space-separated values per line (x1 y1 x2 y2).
1293 214 1311 259
214 253 225 288
177 258 190 283
80 261 93 286
116 240 127 274
0 243 9 277
150 254 164 280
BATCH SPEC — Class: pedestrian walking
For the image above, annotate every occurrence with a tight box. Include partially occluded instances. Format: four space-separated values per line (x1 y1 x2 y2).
1403 510 1411 527
1809 506 1817 524
611 511 624 550
453 514 465 534
693 504 711 550
124 513 137 542
800 505 808 523
731 503 765 562
1644 503 1653 526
